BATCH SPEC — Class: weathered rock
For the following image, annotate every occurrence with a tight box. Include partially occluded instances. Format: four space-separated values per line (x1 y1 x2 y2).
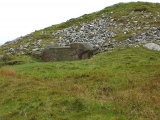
144 43 160 51
18 45 24 50
8 48 15 53
24 42 30 48
32 48 40 52
32 48 43 56
42 42 95 62
37 39 42 46
6 48 15 55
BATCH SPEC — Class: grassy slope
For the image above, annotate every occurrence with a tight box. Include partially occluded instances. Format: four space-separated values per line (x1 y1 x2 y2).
0 2 160 120
0 46 160 120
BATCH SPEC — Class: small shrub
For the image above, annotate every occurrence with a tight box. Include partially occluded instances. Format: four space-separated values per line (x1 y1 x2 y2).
0 69 15 76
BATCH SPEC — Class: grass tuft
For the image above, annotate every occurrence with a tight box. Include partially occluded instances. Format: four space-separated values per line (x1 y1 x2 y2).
0 69 15 76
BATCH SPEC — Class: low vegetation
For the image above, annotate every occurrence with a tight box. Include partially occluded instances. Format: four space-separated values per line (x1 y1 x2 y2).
0 46 160 119
0 2 160 120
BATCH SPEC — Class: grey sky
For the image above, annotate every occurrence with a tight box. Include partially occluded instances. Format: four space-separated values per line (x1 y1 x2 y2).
0 0 159 45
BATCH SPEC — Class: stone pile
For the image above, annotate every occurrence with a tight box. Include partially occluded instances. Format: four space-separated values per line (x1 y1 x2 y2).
53 16 117 48
0 11 160 57
120 27 160 46
51 11 160 52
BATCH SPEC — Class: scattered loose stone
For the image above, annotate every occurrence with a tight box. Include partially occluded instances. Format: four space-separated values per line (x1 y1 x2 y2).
1 10 160 58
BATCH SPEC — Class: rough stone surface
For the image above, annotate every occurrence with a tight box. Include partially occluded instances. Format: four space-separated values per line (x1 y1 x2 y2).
42 42 94 62
144 43 160 51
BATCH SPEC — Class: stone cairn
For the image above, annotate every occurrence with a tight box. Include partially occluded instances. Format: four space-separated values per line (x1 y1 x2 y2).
1 11 160 57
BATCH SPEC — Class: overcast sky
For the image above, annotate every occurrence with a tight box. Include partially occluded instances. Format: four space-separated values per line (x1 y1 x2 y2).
0 0 159 45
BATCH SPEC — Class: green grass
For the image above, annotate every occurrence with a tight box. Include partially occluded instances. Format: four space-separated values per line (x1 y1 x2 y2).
0 46 160 119
0 2 160 119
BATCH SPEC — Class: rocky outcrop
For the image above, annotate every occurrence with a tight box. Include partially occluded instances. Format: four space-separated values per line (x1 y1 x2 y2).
42 42 95 62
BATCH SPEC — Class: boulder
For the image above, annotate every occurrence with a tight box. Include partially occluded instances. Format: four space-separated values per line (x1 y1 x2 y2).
144 43 160 51
8 48 15 53
42 42 95 62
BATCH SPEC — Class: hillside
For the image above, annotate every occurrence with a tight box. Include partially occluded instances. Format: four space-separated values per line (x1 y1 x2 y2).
0 2 160 120
0 2 160 63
